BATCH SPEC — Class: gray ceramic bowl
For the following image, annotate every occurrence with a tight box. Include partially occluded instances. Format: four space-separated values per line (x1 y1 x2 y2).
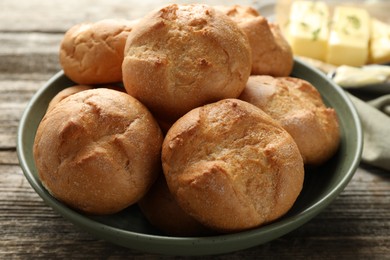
17 59 362 256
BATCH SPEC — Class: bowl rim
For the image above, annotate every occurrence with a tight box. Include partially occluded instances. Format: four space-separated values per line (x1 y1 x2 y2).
16 59 363 256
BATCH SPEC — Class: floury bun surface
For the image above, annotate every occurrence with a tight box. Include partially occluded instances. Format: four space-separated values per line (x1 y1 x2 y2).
33 88 163 215
46 85 126 113
162 99 304 232
216 5 293 76
46 85 92 112
122 4 252 122
60 19 137 85
239 75 340 165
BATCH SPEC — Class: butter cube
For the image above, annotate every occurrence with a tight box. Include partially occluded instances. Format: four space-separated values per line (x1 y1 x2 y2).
326 6 370 66
369 18 390 64
286 1 329 61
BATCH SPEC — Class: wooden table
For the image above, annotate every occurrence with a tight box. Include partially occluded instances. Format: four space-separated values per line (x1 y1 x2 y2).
1 0 389 258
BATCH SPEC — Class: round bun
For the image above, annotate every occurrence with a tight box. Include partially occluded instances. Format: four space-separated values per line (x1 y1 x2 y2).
122 4 252 122
33 88 163 215
138 174 212 237
162 99 304 232
47 85 92 112
216 5 293 76
60 19 137 84
239 75 340 165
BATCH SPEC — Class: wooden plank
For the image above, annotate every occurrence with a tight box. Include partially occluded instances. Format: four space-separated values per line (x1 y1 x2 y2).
0 0 255 32
0 79 46 148
0 50 60 77
0 32 61 54
0 0 147 32
0 151 19 165
1 163 388 258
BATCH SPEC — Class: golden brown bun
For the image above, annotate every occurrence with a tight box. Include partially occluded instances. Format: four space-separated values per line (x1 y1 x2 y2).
216 5 293 76
47 85 127 113
122 4 252 122
33 88 163 215
239 75 340 165
47 85 92 112
138 174 213 237
60 19 137 84
162 99 304 232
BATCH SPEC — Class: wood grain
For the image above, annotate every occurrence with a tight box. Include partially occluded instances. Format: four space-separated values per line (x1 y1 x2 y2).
1 0 389 258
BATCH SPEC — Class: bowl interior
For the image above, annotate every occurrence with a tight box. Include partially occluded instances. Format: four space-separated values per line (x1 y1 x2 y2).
17 59 362 256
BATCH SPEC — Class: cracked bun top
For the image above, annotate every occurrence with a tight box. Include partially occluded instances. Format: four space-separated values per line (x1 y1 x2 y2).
59 19 137 84
162 99 304 232
216 5 293 76
122 4 252 122
46 85 93 112
239 75 340 165
33 88 163 215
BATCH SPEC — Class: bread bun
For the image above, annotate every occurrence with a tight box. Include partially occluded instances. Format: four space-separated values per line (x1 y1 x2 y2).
47 85 127 113
162 99 304 232
216 5 293 76
138 174 213 236
239 75 340 165
33 88 163 215
60 19 137 84
47 85 92 112
122 4 252 122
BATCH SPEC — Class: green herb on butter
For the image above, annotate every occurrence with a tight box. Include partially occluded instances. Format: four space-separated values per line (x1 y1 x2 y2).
347 15 360 29
312 28 321 41
300 22 309 29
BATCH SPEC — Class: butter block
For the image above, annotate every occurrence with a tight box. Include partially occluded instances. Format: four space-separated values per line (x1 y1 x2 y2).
369 18 390 64
286 1 329 61
326 6 370 66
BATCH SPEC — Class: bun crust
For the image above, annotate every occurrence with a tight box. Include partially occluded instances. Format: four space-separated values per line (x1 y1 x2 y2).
33 88 163 215
122 4 252 122
60 19 137 84
47 85 92 112
217 5 293 76
162 99 304 232
138 174 212 236
239 75 340 165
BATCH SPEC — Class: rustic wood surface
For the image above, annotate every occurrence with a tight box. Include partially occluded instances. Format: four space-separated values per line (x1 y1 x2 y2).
1 0 389 258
